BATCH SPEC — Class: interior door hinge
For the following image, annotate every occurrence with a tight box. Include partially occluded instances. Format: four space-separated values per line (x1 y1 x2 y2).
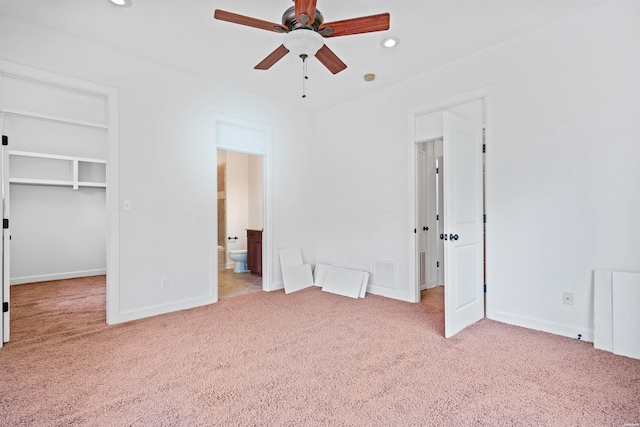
436 214 439 221
2 302 8 313
414 228 417 234
2 135 7 146
482 144 486 153
436 261 439 268
484 284 487 294
3 219 8 229
436 167 439 174
483 214 486 224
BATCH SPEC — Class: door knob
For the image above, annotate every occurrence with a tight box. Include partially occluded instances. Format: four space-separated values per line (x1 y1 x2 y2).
423 226 428 231
449 234 459 241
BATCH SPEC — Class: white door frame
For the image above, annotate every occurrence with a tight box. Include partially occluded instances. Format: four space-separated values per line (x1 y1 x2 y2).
212 114 273 296
407 86 493 308
0 60 120 327
416 138 441 291
0 114 6 347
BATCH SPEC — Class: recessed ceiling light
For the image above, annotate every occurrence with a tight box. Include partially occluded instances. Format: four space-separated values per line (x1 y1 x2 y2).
364 73 376 82
380 37 399 48
108 0 132 7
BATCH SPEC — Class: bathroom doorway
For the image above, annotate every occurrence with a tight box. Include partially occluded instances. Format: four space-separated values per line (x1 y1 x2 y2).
217 149 264 299
213 113 273 299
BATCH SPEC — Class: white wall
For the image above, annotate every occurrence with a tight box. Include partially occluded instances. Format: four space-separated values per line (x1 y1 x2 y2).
248 154 263 230
10 186 106 283
0 14 318 322
314 0 640 339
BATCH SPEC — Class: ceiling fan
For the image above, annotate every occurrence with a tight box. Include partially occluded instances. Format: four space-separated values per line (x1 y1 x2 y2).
214 0 390 75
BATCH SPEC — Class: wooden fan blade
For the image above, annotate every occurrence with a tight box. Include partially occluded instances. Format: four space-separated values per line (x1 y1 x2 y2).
315 45 347 74
295 0 317 25
319 13 390 37
214 9 288 33
255 45 290 70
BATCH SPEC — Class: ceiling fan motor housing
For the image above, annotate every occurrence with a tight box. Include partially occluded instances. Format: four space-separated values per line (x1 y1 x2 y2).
282 6 324 31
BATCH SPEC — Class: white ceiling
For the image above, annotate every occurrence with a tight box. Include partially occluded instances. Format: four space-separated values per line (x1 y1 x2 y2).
0 0 609 112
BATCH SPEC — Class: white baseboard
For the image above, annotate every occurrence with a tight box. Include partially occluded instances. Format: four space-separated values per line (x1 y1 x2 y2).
110 294 217 325
269 281 284 292
492 310 594 342
11 269 107 285
367 285 410 302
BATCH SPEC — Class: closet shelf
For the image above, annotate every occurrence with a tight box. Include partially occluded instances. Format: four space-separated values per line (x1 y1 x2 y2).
9 178 106 188
8 150 106 190
9 150 106 164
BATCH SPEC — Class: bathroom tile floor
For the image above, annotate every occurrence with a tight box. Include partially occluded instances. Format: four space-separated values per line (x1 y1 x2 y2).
420 285 444 309
218 268 263 299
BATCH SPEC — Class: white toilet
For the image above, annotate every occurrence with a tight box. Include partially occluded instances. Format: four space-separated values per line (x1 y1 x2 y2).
229 249 250 273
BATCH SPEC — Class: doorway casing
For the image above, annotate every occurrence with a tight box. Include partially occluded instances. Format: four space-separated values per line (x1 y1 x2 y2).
212 114 273 296
0 60 119 332
407 86 493 319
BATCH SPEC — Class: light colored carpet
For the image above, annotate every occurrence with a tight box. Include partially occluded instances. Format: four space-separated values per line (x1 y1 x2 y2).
1 276 639 426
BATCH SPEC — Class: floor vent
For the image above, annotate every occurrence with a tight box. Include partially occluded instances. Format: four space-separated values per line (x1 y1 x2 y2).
373 259 397 289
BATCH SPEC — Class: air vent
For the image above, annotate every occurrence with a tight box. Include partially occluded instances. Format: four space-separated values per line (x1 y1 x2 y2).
373 259 397 289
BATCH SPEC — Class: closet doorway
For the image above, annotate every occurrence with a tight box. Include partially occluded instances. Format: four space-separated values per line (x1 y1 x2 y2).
0 61 119 346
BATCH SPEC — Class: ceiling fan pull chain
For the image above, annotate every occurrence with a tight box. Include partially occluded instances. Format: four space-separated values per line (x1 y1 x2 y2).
301 54 308 98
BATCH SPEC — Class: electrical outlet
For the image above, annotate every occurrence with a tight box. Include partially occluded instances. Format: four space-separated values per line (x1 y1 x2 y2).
563 291 574 305
161 278 168 289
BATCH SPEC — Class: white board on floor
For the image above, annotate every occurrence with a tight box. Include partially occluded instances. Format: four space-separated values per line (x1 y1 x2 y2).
283 264 314 294
612 271 640 359
322 268 365 299
359 272 370 298
279 247 303 269
332 265 369 297
594 269 613 352
314 264 332 287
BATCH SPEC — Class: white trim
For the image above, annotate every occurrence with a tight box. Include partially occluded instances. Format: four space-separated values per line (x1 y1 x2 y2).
212 113 274 297
0 61 120 326
407 85 493 307
115 295 217 324
10 269 107 286
0 107 108 130
409 86 492 119
367 285 409 301
493 310 594 342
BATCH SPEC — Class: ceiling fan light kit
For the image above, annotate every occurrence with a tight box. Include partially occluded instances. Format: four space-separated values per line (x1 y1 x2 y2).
214 0 390 97
283 29 324 58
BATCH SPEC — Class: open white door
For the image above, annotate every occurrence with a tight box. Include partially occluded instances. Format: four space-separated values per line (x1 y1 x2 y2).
0 114 7 347
443 112 484 338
